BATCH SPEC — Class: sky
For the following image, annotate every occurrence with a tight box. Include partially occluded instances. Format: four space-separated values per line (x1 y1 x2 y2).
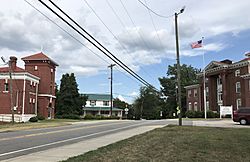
0 0 250 103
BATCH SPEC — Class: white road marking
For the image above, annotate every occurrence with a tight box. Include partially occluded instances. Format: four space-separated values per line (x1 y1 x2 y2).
0 120 162 157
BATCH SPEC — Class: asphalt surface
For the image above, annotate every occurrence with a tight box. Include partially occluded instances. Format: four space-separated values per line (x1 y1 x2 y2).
0 119 181 161
1 119 246 162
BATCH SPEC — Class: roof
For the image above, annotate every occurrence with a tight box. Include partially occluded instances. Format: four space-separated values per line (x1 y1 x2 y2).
184 84 200 89
83 107 123 111
0 66 25 73
21 52 58 66
85 94 111 101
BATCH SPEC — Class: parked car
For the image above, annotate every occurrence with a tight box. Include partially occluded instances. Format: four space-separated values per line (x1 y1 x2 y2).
233 108 250 125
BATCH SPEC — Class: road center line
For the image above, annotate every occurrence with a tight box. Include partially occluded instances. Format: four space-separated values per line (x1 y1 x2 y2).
0 122 126 142
0 120 160 157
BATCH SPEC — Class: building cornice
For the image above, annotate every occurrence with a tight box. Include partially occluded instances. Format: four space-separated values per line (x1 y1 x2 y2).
184 84 200 89
38 94 56 98
0 72 40 83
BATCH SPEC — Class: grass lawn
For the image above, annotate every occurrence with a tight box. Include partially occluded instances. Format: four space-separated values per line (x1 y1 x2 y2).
63 125 250 162
0 119 80 132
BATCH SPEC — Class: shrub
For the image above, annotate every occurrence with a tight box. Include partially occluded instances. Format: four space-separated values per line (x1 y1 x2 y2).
195 111 204 118
55 114 81 120
37 114 45 120
207 110 219 118
29 116 38 122
185 110 196 118
83 114 95 120
62 114 81 120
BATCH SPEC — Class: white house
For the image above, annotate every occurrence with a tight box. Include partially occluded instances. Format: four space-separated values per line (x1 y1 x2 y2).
83 94 123 117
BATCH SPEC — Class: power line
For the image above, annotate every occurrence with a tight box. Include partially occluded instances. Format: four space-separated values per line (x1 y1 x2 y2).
46 0 152 88
24 0 111 66
39 0 156 89
24 0 144 89
137 0 174 18
83 0 155 84
119 0 151 51
142 0 168 74
143 0 165 49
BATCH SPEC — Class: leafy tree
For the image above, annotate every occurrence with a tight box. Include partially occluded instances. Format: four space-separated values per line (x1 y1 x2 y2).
133 86 163 120
113 98 129 109
159 64 200 117
56 73 84 116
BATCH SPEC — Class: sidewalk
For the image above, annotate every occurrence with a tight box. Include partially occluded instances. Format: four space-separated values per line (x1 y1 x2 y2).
2 125 164 162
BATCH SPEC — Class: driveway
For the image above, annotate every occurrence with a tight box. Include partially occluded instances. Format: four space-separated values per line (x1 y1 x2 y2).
190 119 250 128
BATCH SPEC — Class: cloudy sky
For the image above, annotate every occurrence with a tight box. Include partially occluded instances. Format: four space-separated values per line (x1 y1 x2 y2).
1 0 250 103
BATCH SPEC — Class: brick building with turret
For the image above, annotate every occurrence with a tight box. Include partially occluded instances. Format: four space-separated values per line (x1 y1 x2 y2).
0 52 58 122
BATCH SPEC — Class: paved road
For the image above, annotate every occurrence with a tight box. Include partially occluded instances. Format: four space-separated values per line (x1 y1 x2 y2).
1 119 245 162
0 119 183 161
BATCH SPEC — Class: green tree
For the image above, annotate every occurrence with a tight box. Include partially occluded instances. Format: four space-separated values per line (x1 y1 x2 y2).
159 64 200 117
113 98 129 109
133 86 163 120
56 73 83 116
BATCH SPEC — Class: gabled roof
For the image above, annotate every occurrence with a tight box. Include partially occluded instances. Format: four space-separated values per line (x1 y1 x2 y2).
21 52 58 66
84 94 111 101
204 61 229 71
0 66 25 73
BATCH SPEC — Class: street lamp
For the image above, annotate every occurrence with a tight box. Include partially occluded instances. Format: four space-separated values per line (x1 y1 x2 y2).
174 6 185 126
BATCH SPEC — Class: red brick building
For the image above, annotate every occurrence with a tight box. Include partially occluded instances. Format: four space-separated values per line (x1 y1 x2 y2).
185 53 250 112
0 52 58 122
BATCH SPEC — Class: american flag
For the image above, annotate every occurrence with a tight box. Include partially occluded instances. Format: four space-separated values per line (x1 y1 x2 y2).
191 40 202 49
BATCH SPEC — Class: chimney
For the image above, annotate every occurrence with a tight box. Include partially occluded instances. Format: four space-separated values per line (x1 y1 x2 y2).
9 56 17 70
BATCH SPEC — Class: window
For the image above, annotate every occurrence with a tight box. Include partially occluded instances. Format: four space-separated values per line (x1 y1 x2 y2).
217 76 222 85
236 82 241 93
235 69 240 77
188 90 192 98
249 80 250 91
206 101 209 110
218 93 223 101
4 83 9 91
194 102 198 111
90 100 96 106
236 98 242 109
103 101 109 106
34 66 38 70
188 102 192 110
194 89 198 97
206 87 209 96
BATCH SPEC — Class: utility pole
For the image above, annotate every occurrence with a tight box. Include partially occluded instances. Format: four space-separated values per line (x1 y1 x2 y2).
108 64 116 116
1 57 14 124
174 7 185 126
8 60 14 124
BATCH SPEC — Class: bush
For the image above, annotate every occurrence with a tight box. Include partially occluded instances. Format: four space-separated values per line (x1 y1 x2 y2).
29 116 38 122
37 114 45 120
207 110 219 118
55 114 81 120
185 110 196 118
83 114 95 120
83 114 120 120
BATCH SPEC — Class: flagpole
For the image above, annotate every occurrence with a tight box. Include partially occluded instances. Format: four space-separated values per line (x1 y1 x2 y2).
202 37 207 119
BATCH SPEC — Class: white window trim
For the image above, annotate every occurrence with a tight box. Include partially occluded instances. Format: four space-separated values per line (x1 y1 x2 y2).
235 69 240 77
236 82 241 93
236 98 242 109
